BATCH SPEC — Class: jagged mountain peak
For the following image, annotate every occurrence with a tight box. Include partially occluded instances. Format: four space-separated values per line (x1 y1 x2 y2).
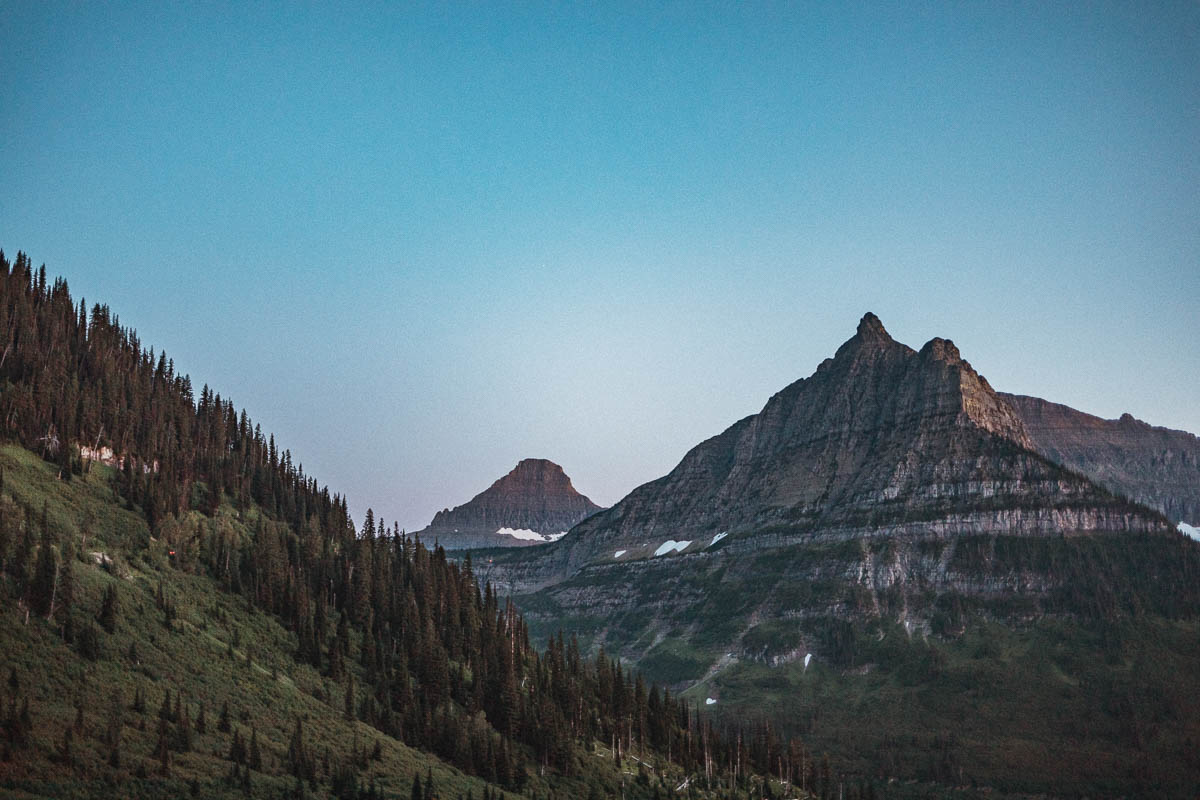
537 315 1164 572
919 336 962 364
829 312 911 365
856 311 889 339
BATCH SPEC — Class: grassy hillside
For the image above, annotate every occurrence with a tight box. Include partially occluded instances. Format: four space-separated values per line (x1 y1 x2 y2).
0 444 509 799
0 444 764 800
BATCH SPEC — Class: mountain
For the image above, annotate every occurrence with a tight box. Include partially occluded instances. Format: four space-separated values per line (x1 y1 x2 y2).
418 458 602 549
1002 392 1200 525
493 313 1200 796
513 313 1165 583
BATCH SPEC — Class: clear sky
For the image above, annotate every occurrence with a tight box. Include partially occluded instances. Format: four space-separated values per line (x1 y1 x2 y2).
2 2 1198 531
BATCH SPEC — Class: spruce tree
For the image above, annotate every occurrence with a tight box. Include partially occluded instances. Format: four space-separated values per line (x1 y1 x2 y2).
30 522 56 617
249 728 262 771
56 537 75 635
155 717 170 775
97 585 118 633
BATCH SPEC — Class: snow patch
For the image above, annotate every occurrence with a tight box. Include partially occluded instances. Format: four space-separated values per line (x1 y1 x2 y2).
546 531 568 542
709 531 727 547
614 550 627 558
653 540 691 557
1180 522 1200 542
803 653 812 672
705 698 716 706
496 527 550 542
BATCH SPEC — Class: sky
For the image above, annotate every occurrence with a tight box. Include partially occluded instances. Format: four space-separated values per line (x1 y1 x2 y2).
2 2 1198 532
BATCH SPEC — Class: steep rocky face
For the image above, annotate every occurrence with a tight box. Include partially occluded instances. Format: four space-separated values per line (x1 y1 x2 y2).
419 459 603 549
1003 393 1200 524
537 314 1161 577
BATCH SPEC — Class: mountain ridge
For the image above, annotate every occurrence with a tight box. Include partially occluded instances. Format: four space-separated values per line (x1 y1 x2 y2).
1002 392 1200 525
517 313 1165 583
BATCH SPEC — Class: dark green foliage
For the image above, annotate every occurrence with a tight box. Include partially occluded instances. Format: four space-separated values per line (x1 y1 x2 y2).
97 584 118 633
75 621 101 660
249 727 262 771
29 515 56 617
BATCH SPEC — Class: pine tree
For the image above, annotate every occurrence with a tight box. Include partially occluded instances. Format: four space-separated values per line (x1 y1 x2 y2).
97 585 118 633
155 717 171 775
56 536 75 636
175 702 192 752
59 726 73 766
288 717 309 778
229 728 246 764
249 728 262 771
30 520 57 617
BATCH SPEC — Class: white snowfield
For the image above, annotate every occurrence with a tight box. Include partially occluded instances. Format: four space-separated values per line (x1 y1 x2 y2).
495 527 554 542
709 532 727 547
705 698 716 705
614 550 627 558
1180 522 1200 542
547 532 568 542
653 540 691 557
803 653 812 671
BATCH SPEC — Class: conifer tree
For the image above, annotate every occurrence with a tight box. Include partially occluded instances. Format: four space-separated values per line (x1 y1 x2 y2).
30 521 56 617
97 585 118 633
56 536 75 635
249 728 262 771
155 717 171 776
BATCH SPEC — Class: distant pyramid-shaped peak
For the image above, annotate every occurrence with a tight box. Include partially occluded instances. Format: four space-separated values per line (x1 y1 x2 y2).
420 459 603 549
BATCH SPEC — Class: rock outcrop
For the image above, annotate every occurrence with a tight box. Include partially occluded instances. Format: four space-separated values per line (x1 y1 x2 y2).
419 459 603 550
1003 393 1200 524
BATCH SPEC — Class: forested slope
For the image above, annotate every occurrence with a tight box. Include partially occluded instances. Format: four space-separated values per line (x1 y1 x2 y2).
0 251 846 799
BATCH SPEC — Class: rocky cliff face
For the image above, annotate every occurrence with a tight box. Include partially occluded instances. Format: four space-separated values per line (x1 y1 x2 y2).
530 314 1163 580
1002 393 1200 525
419 459 602 550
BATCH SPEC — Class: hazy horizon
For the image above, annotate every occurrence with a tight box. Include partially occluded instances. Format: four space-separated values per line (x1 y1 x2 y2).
3 2 1197 531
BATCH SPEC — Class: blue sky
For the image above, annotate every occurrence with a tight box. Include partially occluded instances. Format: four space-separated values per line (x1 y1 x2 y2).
2 2 1198 531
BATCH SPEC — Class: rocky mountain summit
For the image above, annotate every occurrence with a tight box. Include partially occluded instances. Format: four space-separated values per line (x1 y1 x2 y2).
419 458 603 549
1003 393 1200 525
528 313 1165 579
